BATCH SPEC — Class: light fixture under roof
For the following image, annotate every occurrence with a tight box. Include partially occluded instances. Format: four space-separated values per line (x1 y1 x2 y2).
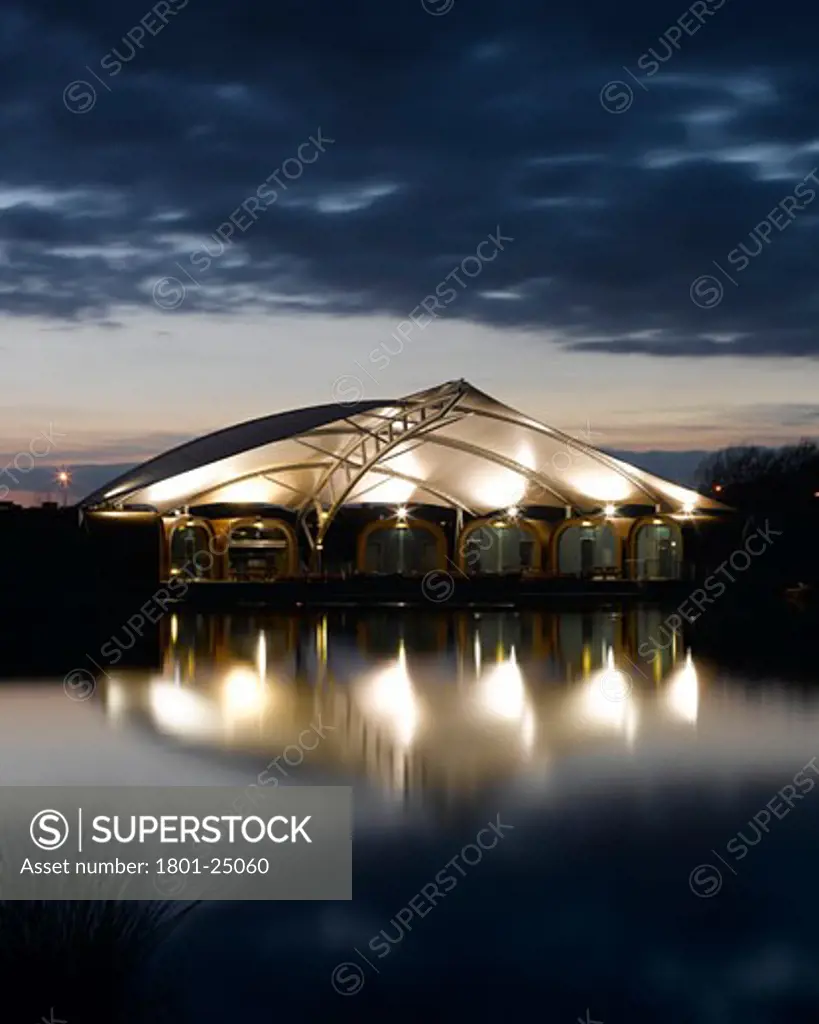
506 505 520 519
395 505 408 521
79 380 728 519
603 503 616 518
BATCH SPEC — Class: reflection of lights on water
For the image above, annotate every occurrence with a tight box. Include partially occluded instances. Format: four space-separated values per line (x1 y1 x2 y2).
474 633 482 676
520 707 536 752
362 644 420 748
148 681 221 738
223 666 268 717
598 647 632 701
105 680 127 719
666 651 699 724
170 614 178 645
257 631 267 683
317 616 328 666
575 648 639 741
476 647 536 755
478 647 527 721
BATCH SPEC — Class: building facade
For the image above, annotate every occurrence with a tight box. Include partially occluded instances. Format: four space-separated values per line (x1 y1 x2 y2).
80 380 727 584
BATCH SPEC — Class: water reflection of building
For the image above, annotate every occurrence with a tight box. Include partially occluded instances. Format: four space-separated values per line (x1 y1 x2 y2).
102 610 700 803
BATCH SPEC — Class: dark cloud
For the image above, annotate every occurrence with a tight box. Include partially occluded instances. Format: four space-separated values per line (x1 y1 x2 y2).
2 0 819 355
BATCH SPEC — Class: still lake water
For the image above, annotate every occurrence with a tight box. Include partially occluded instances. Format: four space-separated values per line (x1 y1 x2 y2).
5 605 819 1021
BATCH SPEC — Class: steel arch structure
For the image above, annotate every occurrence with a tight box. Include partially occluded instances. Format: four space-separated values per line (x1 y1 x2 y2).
81 380 725 546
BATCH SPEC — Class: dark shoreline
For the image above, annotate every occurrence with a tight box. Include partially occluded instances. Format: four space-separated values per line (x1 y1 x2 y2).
4 573 814 611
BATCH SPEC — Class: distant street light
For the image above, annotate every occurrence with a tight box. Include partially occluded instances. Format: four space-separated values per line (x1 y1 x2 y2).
56 469 71 507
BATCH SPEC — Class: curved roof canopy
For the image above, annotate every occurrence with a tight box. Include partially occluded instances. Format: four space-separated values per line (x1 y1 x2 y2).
81 380 724 519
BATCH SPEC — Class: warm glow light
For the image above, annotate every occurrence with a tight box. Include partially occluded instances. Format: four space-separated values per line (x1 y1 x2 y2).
681 498 696 514
628 470 702 510
209 477 277 504
506 505 520 519
146 464 224 506
469 443 535 510
604 503 616 518
103 483 131 500
362 644 420 747
353 449 422 505
469 468 526 510
520 707 536 753
223 666 268 717
476 647 529 721
666 651 699 724
571 471 632 503
574 648 638 736
170 614 178 644
396 505 409 521
56 470 70 485
105 680 127 719
257 631 267 682
148 682 222 738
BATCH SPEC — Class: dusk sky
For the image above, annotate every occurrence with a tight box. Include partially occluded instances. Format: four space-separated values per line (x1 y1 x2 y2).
3 0 819 502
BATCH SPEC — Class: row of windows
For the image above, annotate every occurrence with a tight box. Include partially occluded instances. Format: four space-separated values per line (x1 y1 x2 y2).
169 520 684 581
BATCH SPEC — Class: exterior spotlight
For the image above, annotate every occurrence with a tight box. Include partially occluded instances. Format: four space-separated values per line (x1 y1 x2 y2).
714 484 723 493
603 503 616 518
396 506 408 521
682 499 696 514
506 505 520 520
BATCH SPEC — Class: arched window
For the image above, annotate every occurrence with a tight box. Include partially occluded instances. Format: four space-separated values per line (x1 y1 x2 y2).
362 523 441 575
557 522 618 577
227 519 295 581
633 521 682 580
462 523 539 574
169 521 212 578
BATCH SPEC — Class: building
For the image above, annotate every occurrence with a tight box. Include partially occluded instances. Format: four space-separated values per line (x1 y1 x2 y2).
79 379 727 586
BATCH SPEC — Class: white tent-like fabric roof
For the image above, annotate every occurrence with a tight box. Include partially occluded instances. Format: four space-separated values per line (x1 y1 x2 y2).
81 380 724 518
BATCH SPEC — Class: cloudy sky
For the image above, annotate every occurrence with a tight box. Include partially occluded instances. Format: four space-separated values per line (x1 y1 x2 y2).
3 0 819 502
